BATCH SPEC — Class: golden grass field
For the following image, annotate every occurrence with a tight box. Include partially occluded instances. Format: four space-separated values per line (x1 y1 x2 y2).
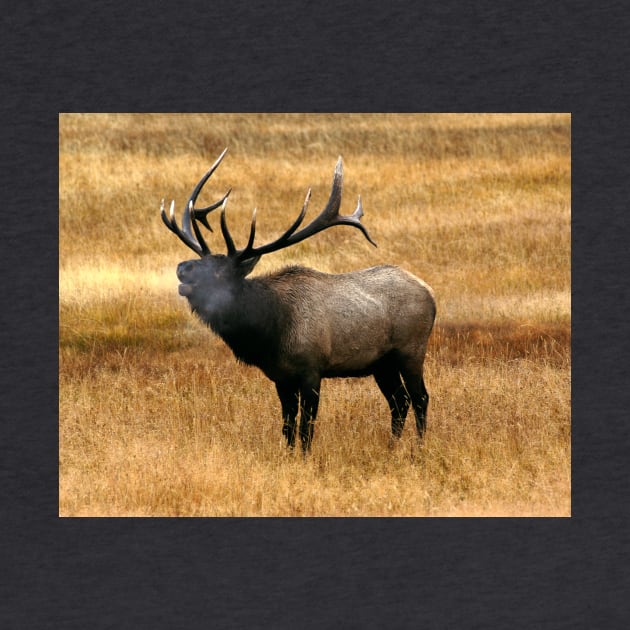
59 113 570 516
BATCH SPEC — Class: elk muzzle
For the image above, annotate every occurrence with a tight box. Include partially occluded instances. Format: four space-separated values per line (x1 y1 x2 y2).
177 260 197 296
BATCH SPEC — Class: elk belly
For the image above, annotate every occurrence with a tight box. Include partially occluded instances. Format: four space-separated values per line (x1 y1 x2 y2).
324 345 390 377
323 320 392 376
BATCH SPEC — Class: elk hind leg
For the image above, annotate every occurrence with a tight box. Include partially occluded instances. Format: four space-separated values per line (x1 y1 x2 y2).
374 363 410 439
399 354 429 438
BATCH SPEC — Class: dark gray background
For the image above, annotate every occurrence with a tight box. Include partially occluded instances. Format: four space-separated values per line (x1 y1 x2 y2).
3 0 628 627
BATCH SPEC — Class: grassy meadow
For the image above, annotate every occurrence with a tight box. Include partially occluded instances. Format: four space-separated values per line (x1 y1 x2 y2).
59 113 571 516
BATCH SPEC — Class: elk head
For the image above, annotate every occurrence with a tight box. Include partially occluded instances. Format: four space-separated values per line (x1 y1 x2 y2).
161 149 377 312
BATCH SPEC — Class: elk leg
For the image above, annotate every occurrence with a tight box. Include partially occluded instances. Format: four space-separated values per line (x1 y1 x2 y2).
276 382 299 448
399 358 429 438
299 377 321 452
373 366 410 438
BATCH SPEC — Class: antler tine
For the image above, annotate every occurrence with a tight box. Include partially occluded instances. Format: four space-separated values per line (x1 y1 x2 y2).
220 199 262 258
178 197 209 255
183 148 230 241
341 194 378 247
161 199 205 256
186 147 229 217
192 188 232 231
220 198 237 256
293 158 377 246
244 208 257 252
235 188 311 261
188 201 211 255
234 156 376 261
162 149 231 257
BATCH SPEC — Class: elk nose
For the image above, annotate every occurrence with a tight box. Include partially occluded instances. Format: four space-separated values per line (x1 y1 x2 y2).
177 261 195 279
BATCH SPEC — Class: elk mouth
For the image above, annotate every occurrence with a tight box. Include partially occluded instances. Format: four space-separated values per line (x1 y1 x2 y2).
178 282 193 297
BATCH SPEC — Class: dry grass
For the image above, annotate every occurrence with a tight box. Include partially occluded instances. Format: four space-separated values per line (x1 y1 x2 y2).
59 113 570 516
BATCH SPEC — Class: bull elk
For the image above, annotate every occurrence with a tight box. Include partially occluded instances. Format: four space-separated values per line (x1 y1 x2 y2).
161 149 436 452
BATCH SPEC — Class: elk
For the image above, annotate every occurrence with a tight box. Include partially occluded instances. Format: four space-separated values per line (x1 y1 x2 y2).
161 149 436 452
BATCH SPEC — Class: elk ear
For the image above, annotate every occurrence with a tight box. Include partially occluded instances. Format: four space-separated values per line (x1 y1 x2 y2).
236 256 261 278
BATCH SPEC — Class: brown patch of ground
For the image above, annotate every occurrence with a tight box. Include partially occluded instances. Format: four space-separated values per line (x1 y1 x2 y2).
431 321 570 367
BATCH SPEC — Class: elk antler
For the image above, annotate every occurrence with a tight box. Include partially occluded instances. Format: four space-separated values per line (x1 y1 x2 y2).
160 148 230 256
220 157 377 262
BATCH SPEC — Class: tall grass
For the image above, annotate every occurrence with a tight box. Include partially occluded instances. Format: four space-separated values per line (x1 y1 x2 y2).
59 113 570 516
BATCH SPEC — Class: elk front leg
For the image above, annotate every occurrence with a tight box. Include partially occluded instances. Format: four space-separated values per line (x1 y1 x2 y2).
276 382 299 448
299 377 321 453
